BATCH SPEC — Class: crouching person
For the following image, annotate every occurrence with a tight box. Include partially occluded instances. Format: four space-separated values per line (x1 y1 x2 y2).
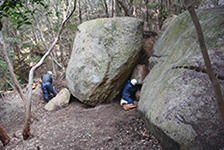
120 79 138 110
41 71 57 103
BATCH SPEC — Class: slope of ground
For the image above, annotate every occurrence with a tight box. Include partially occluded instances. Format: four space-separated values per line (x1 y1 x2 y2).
0 72 162 150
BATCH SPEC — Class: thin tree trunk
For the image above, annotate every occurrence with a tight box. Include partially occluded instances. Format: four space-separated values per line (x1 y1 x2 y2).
0 22 27 109
84 0 89 20
112 0 114 17
22 0 77 140
145 0 152 30
129 0 134 14
158 0 164 30
78 0 82 23
103 0 109 17
55 0 65 68
184 0 224 126
5 19 9 37
59 37 65 67
0 125 10 146
117 0 133 16
115 0 121 16
177 0 181 13
51 53 56 74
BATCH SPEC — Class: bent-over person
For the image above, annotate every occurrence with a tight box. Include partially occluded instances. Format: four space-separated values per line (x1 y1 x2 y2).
120 79 138 110
41 71 57 103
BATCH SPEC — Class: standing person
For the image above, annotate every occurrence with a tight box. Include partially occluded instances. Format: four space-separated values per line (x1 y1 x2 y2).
40 71 57 103
120 79 138 110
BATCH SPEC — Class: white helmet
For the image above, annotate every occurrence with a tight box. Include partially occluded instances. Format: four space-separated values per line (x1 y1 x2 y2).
131 79 137 86
47 71 53 75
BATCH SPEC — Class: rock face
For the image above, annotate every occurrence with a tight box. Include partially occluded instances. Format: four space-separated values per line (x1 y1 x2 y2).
66 17 143 106
131 64 149 84
138 7 224 150
44 88 70 111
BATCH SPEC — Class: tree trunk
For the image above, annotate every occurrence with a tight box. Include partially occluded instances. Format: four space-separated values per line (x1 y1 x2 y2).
184 0 224 126
78 0 82 23
22 0 77 140
103 0 109 17
0 125 10 146
129 0 134 14
59 37 65 67
116 0 133 16
158 0 164 30
0 21 27 109
112 0 114 17
115 0 121 16
145 0 152 30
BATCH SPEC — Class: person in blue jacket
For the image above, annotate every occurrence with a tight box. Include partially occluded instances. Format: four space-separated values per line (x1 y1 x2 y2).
120 79 138 106
41 71 57 103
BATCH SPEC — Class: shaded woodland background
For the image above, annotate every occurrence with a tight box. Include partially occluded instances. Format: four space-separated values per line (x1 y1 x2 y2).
0 0 223 91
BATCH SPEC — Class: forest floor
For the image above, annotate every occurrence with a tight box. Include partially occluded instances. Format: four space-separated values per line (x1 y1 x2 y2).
0 72 162 150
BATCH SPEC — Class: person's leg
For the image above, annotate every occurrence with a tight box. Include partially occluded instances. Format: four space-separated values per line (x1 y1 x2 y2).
126 97 134 104
41 83 50 103
46 82 57 97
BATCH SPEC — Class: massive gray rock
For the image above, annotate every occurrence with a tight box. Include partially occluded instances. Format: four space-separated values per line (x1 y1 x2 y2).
138 7 224 150
66 17 143 106
44 88 70 111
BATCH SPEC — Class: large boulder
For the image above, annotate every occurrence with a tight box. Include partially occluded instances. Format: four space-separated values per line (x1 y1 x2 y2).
44 88 70 111
66 17 143 106
138 7 224 150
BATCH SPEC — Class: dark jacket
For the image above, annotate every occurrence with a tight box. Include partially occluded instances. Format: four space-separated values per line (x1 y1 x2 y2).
122 80 137 99
42 73 52 84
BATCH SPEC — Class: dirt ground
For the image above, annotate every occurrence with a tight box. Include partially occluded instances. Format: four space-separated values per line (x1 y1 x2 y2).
0 73 162 150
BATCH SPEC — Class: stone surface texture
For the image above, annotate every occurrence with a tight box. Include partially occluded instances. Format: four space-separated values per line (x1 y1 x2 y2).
138 7 224 150
44 88 70 111
66 17 143 106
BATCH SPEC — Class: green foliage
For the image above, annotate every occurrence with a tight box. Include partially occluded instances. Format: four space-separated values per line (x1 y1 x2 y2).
25 57 41 63
0 0 46 29
0 51 24 90
68 23 77 32
21 43 33 49
5 37 20 43
148 3 160 9
64 41 73 46
0 57 8 74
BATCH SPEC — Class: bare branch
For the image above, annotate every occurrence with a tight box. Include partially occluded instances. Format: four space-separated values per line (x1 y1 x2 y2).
25 2 65 70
